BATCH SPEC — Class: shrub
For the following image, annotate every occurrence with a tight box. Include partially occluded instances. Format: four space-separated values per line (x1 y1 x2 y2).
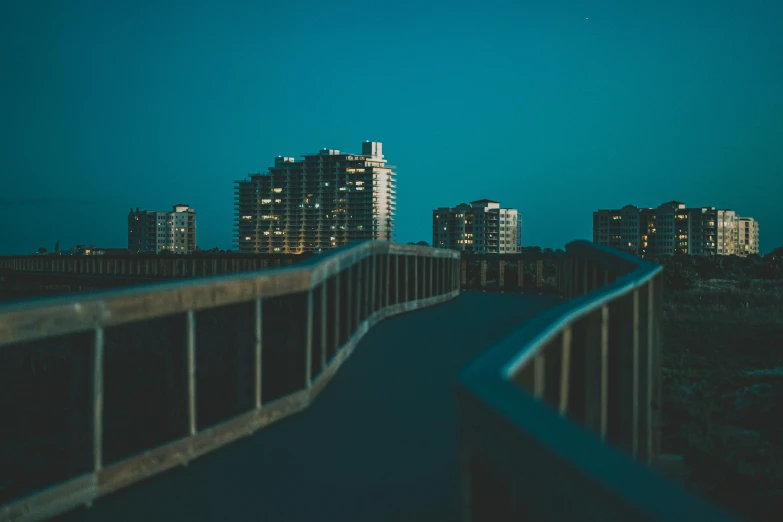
664 261 699 291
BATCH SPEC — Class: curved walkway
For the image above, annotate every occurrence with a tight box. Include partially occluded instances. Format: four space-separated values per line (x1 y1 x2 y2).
57 292 560 522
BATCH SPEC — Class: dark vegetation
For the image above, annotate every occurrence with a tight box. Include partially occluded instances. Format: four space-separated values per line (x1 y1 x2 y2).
658 248 783 522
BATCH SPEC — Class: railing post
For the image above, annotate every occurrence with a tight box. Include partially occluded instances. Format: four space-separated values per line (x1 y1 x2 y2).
599 305 609 439
632 288 641 459
639 280 654 463
255 299 263 409
480 260 487 290
559 326 573 415
414 255 418 301
652 274 663 458
370 254 377 313
498 260 505 290
334 271 341 349
92 327 104 472
346 266 353 332
305 290 314 387
428 257 433 298
355 259 363 328
442 257 447 295
186 310 197 435
395 254 400 304
365 257 372 317
512 258 522 289
461 259 467 287
536 259 543 288
385 254 391 307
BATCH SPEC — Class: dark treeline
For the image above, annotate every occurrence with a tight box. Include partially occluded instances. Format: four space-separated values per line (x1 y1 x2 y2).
653 247 783 291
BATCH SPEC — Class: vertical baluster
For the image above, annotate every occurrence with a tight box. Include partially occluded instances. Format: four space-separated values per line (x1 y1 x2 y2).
559 326 573 415
370 254 377 313
355 259 363 327
92 327 104 471
305 290 314 387
632 288 641 459
321 281 328 369
334 271 341 350
255 299 263 409
429 257 433 298
385 254 391 307
187 310 197 435
600 305 610 440
413 255 418 301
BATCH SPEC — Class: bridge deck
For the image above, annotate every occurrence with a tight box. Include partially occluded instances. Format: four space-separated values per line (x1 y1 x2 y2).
56 292 560 522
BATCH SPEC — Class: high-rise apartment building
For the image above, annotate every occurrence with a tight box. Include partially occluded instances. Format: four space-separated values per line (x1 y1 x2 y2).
593 201 759 257
128 204 196 253
717 210 739 256
738 217 760 256
234 141 396 254
432 200 522 254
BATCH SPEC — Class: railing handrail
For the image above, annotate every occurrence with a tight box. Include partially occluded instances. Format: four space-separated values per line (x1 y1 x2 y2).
0 241 457 347
457 239 742 521
1 240 461 521
501 241 662 377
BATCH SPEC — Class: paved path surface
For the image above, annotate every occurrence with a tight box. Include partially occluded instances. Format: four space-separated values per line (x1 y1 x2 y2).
56 292 560 522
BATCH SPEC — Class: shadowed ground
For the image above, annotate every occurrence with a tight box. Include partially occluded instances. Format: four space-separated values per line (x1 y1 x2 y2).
56 292 560 522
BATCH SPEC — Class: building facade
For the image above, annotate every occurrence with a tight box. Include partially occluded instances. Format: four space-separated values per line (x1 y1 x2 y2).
128 204 196 253
593 201 759 257
234 141 396 254
432 199 522 254
738 217 760 256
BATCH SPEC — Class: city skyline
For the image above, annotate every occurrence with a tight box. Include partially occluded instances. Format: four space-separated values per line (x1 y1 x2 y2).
2 1 782 255
593 200 760 257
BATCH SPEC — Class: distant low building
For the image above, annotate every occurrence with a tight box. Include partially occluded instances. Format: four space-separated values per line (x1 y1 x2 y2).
128 204 196 253
432 199 522 254
593 201 759 257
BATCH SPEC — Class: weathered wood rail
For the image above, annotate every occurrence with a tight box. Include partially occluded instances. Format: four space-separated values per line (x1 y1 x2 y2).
0 241 460 521
456 240 742 521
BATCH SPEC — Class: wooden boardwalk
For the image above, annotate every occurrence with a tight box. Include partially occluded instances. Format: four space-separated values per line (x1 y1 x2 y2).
55 292 559 522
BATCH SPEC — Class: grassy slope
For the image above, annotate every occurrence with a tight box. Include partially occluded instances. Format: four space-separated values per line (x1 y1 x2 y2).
663 279 783 521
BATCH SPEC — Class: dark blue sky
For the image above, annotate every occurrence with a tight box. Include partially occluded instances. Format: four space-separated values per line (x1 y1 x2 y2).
1 0 781 254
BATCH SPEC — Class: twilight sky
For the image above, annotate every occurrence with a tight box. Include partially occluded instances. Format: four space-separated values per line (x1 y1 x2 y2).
1 0 781 255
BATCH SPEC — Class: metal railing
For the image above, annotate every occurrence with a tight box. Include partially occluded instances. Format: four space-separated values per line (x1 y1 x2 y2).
0 241 460 521
456 240 741 521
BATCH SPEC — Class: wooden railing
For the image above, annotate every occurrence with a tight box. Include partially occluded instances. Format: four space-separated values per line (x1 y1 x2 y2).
0 253 310 279
0 241 460 521
459 254 559 292
456 240 742 521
